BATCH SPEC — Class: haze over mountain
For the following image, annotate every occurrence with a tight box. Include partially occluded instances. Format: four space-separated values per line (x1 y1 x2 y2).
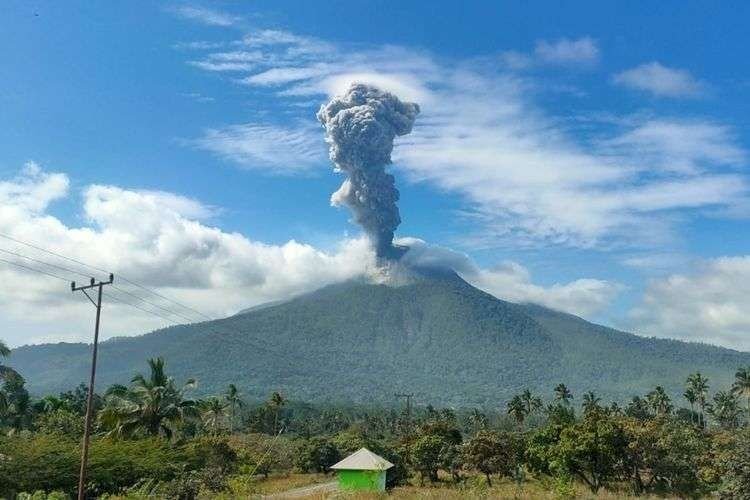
9 269 749 407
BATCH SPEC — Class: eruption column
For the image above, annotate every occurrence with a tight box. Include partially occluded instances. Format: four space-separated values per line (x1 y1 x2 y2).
317 83 420 261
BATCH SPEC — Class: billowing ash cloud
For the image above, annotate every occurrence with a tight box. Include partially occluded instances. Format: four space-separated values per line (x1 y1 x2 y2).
317 83 420 260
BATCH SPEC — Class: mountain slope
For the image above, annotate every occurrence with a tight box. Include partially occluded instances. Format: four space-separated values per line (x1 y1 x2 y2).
8 271 750 406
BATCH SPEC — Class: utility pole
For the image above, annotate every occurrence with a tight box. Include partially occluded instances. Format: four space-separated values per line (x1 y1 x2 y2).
72 274 113 500
394 393 414 460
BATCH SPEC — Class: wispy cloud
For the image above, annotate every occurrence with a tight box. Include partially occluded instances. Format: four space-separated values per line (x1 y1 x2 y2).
613 62 705 98
170 5 242 27
535 37 600 65
496 37 599 71
181 28 748 249
192 122 325 173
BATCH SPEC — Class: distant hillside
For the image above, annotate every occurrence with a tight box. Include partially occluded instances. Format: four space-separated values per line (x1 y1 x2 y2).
8 271 750 406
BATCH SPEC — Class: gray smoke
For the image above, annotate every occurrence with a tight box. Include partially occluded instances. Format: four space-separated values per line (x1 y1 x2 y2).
317 83 420 261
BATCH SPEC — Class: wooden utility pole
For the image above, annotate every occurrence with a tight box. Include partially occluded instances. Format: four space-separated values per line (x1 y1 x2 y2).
394 392 414 441
72 274 113 500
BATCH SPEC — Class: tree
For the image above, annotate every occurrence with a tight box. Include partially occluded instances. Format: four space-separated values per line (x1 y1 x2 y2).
0 371 31 431
554 383 573 405
98 357 198 439
687 372 709 428
411 434 445 484
224 384 244 432
467 408 487 435
550 411 627 493
507 395 527 430
732 366 750 420
461 430 518 486
582 391 601 415
520 389 543 415
625 396 651 421
684 387 698 425
269 392 286 435
295 437 341 473
199 397 229 435
708 391 742 429
645 386 673 417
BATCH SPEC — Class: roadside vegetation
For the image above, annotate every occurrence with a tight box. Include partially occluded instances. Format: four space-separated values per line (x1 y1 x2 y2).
1 341 749 498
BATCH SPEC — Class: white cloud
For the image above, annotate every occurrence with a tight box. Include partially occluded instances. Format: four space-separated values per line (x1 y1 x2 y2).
0 166 618 346
534 37 600 65
613 62 704 97
192 122 325 173
398 238 621 317
630 257 750 351
183 29 748 249
171 6 241 27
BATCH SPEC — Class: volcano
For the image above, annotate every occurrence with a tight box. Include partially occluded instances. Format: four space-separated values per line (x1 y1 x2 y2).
9 271 750 406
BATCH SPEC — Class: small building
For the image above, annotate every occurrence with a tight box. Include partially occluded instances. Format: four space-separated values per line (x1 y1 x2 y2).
330 447 394 492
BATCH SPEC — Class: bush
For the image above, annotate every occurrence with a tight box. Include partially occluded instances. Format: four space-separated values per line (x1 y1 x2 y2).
0 433 184 497
295 437 340 473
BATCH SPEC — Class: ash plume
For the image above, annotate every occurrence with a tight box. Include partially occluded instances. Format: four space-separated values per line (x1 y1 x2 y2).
317 83 420 261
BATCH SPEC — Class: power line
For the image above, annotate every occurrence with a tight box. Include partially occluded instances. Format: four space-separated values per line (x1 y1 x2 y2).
0 256 72 282
0 247 94 280
0 232 213 321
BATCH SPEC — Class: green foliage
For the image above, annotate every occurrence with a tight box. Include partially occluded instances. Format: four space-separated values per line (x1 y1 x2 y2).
34 408 84 438
718 430 750 499
295 436 340 473
0 433 181 497
98 357 198 439
461 430 520 486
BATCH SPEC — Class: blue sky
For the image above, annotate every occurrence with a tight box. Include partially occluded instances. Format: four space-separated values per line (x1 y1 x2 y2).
2 1 750 350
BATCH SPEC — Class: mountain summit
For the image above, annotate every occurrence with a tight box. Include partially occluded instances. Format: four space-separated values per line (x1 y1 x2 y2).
9 272 749 406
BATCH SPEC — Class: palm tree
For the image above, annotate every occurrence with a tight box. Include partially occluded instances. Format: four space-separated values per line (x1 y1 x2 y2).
99 357 198 439
684 387 698 425
224 384 244 432
646 386 673 417
708 390 742 429
200 397 229 435
687 372 709 428
507 395 527 430
732 366 750 419
520 389 543 415
582 391 601 415
554 383 573 405
269 391 286 434
468 408 487 433
0 339 19 380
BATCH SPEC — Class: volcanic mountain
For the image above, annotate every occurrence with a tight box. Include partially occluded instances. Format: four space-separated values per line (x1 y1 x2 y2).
9 270 750 406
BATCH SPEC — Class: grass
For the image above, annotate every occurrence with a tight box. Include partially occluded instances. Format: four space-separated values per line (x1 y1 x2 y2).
257 474 682 499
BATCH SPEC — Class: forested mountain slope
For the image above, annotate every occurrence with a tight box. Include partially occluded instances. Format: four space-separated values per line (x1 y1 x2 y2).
9 271 749 406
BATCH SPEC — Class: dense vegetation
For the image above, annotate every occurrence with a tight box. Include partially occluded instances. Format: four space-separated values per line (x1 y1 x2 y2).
8 272 750 405
1 341 750 499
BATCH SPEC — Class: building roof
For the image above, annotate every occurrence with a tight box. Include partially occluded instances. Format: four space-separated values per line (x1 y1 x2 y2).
330 447 394 471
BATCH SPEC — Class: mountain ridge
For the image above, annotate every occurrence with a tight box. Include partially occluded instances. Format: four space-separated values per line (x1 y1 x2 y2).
8 271 750 406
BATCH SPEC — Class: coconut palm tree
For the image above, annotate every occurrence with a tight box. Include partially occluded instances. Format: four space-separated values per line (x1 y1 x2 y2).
468 408 487 434
684 387 698 425
0 339 18 379
224 384 244 432
708 390 742 429
99 357 198 439
732 366 750 419
554 383 573 405
582 391 601 415
520 389 543 415
687 373 709 428
200 397 229 435
646 386 673 417
269 391 286 434
507 395 527 430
